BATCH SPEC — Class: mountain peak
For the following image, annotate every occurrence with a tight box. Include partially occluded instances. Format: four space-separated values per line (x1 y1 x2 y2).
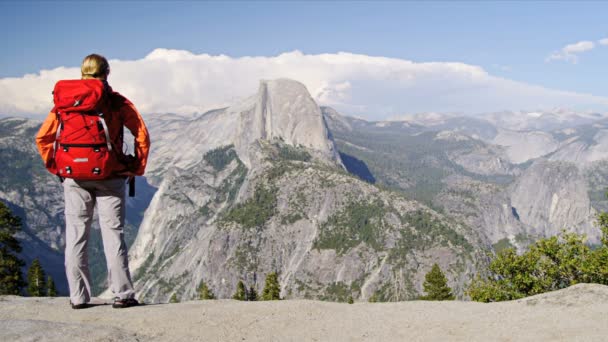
235 78 342 166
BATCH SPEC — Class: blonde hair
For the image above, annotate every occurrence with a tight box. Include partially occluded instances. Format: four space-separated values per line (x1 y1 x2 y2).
81 54 110 80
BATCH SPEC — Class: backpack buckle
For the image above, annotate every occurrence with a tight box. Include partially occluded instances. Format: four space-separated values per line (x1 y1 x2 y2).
66 166 72 175
92 168 101 175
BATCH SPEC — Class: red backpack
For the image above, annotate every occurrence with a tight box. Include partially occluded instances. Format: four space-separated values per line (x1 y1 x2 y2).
52 79 124 180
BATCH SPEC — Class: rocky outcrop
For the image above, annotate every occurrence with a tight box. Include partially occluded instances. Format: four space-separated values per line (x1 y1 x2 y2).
492 129 559 164
509 159 598 242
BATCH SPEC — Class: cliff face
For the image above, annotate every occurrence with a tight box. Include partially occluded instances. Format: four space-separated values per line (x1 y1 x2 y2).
509 160 597 242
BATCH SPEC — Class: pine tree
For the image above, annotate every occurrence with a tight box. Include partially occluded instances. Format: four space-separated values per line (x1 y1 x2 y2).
247 286 258 301
262 272 281 300
0 201 26 295
233 280 246 300
27 258 46 297
47 275 57 297
420 263 455 301
198 281 215 300
169 293 179 303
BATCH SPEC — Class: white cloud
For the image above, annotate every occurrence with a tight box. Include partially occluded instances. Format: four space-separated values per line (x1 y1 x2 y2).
546 40 595 63
2 49 608 120
600 38 608 46
563 41 595 53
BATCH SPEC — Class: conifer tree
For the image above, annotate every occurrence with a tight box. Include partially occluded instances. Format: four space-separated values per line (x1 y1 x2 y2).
0 201 26 295
420 263 455 300
247 286 258 301
169 293 179 303
47 275 57 297
27 258 46 297
233 280 246 300
198 281 215 300
262 272 281 300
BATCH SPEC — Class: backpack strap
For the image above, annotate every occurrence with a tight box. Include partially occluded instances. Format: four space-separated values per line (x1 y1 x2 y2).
98 112 113 151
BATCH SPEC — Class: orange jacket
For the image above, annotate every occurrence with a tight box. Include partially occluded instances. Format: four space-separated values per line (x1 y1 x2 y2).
35 91 151 176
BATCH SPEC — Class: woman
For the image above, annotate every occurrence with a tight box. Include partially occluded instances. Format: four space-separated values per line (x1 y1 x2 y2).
36 54 150 309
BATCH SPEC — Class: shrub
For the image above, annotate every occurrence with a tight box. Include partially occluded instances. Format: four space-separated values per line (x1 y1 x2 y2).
233 280 246 301
198 281 216 300
468 222 608 302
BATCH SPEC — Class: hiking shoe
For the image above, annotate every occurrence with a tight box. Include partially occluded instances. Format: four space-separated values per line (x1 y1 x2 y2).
70 302 90 310
112 297 139 309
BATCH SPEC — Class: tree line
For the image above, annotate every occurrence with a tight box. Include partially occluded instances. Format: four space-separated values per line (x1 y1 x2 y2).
0 201 56 297
170 272 281 303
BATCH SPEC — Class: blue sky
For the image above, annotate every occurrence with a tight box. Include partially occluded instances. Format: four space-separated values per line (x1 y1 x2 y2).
1 1 608 118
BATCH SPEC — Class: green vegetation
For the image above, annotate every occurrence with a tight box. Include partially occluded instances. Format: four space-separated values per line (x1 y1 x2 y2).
281 213 304 225
222 184 278 229
0 201 26 295
169 293 179 303
319 281 352 302
398 209 473 253
275 143 312 162
198 281 216 300
388 209 473 270
419 263 455 300
27 258 46 297
204 145 238 171
262 272 281 300
280 187 308 225
314 199 387 255
47 275 57 297
247 286 258 301
233 280 247 300
216 162 248 204
493 238 515 253
468 220 608 302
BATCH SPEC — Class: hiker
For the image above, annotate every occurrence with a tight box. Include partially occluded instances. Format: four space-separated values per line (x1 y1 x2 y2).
35 54 150 309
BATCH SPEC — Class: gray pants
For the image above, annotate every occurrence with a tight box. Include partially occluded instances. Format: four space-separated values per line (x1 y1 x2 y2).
63 177 135 305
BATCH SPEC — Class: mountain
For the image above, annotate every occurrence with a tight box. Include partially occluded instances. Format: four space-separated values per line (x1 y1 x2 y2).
127 80 484 302
323 108 607 251
144 79 341 184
